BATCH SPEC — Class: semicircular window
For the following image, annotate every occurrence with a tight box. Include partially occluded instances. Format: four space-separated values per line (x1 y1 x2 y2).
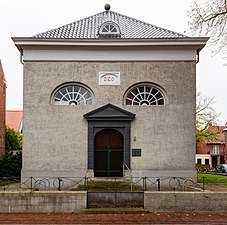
99 22 120 36
125 84 165 106
53 85 92 105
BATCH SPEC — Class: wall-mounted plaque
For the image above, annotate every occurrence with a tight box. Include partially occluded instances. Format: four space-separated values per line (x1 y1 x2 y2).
99 72 120 85
132 149 141 157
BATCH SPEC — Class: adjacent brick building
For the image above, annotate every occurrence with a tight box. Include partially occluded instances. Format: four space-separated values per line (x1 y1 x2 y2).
0 61 6 156
196 123 227 169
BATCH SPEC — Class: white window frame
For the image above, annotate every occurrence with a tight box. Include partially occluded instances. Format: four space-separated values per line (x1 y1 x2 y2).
213 145 219 155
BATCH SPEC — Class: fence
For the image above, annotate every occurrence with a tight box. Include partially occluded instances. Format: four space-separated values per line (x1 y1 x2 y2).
0 175 217 192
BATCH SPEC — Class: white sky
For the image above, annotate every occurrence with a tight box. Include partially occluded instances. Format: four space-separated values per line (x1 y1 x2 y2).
0 0 226 124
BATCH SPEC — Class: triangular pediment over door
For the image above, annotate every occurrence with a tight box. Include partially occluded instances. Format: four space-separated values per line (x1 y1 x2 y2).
83 103 135 121
84 104 135 177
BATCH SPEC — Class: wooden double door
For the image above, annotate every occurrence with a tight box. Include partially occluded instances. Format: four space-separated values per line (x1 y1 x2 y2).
94 129 123 177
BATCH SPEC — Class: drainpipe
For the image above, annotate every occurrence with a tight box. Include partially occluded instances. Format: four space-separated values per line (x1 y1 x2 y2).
196 50 199 64
20 50 24 65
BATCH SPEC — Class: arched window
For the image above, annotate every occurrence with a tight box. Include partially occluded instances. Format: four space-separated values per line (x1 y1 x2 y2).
124 84 165 105
52 83 93 105
99 22 121 36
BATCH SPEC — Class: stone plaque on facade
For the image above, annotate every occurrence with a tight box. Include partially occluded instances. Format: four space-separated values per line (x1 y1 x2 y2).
99 72 120 85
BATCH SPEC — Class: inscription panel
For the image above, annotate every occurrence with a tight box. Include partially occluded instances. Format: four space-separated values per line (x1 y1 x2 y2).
99 72 120 85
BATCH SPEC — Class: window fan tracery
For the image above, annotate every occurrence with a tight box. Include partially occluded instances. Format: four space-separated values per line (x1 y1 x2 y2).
99 22 120 35
52 84 92 105
102 24 118 33
125 84 165 105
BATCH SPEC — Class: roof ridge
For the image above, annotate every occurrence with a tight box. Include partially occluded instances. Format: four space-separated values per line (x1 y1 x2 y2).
6 110 23 112
33 10 113 38
106 10 188 38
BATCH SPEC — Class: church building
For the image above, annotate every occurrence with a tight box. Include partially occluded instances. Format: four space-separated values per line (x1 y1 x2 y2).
13 5 208 182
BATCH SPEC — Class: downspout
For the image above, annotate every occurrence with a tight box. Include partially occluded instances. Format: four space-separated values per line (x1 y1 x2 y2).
196 49 199 64
20 50 24 65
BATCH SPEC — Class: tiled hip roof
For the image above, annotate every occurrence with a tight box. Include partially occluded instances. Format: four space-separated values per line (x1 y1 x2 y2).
33 10 187 39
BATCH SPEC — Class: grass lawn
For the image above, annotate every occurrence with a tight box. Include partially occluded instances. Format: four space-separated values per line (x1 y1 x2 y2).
0 180 18 187
197 172 227 183
75 180 142 192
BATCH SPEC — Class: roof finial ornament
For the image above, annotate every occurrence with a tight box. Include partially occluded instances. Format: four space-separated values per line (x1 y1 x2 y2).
104 3 111 11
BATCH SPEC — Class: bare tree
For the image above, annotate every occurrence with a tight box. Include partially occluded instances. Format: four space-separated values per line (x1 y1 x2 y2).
196 92 220 129
196 92 220 148
188 0 227 55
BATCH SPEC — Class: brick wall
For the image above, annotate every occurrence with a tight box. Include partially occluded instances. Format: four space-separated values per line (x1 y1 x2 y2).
0 61 6 156
197 142 225 155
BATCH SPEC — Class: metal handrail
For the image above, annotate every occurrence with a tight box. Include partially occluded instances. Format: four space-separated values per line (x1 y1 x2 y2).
123 164 133 192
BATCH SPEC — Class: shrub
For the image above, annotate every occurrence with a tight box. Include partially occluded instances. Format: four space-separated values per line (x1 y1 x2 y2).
0 127 22 177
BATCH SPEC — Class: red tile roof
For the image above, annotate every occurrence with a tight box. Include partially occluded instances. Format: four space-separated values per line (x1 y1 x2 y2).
6 110 22 132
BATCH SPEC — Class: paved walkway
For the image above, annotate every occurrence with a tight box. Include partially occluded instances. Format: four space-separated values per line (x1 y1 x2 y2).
0 211 227 224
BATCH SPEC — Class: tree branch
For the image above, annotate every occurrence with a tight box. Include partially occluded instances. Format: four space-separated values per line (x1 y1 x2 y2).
188 0 227 56
203 10 227 22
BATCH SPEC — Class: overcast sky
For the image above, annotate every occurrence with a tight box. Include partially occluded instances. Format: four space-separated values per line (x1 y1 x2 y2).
0 0 226 124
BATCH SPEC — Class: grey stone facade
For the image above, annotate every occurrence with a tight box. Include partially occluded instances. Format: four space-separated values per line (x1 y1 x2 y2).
21 61 197 179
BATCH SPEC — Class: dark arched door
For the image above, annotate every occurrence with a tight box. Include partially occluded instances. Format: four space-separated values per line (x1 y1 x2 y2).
94 129 123 177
